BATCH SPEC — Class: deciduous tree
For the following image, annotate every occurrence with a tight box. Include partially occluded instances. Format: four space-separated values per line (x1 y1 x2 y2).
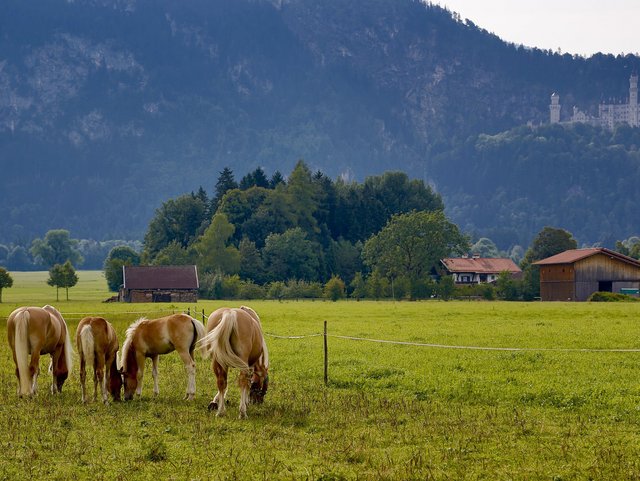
47 261 78 301
363 210 468 298
195 213 240 274
104 245 141 292
0 267 13 303
31 230 83 269
520 226 577 300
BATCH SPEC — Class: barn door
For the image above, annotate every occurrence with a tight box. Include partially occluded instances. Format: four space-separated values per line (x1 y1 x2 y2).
598 281 613 292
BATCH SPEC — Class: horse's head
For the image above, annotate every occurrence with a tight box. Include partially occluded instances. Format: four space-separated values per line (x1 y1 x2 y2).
250 373 269 404
119 346 139 401
108 355 123 401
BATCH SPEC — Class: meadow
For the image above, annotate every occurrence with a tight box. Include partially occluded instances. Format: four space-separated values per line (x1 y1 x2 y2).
1 272 640 480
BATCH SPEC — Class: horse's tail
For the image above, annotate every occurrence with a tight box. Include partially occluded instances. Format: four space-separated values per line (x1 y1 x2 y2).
78 325 95 371
190 318 206 354
199 310 247 370
13 309 32 396
261 335 269 370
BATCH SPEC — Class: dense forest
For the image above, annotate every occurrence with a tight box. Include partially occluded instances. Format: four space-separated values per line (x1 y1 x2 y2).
140 161 445 285
1 0 639 248
433 123 640 247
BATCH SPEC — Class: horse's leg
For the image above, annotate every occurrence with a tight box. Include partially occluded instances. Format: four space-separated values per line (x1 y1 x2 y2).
135 353 145 397
95 354 106 404
50 345 67 394
102 352 115 404
210 361 228 417
177 349 196 401
151 355 160 396
29 347 42 396
79 353 87 403
238 370 250 419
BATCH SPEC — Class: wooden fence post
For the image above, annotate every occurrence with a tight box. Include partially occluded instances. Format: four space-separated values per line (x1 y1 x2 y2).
324 320 328 386
202 309 205 322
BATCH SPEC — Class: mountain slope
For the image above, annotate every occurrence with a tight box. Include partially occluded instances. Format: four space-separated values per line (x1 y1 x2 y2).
0 0 638 246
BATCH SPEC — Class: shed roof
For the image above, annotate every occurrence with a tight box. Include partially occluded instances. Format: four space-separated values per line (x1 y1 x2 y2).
122 265 199 290
441 257 522 274
533 248 640 267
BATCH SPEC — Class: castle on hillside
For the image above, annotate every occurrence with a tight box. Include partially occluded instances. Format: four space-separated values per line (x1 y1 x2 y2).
550 74 639 128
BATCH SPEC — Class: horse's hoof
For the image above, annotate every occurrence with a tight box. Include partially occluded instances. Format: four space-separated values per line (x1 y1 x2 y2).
238 413 247 420
208 401 218 411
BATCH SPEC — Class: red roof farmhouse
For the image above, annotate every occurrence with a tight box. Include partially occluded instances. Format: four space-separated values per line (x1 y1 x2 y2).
441 255 522 284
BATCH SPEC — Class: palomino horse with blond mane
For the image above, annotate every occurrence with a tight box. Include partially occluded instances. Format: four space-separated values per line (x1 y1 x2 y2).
199 306 269 419
120 313 205 401
75 316 122 403
7 305 73 397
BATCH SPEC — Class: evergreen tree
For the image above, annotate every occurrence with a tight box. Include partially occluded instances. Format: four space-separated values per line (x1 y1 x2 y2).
212 167 238 213
269 171 285 188
287 160 320 239
239 167 270 190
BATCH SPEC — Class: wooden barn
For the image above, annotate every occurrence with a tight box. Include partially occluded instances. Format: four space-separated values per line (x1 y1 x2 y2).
441 255 522 285
119 265 199 303
533 248 640 301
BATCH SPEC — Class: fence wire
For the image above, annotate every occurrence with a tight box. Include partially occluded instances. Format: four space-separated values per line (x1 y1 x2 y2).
4 308 639 353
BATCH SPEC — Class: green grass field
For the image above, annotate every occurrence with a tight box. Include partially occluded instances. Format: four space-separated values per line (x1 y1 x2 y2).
2 272 640 480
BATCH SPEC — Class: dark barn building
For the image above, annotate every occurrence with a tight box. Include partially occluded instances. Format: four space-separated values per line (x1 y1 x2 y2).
120 265 199 303
533 248 640 301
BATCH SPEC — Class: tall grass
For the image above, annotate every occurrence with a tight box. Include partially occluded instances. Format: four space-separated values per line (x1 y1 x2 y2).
1 272 640 479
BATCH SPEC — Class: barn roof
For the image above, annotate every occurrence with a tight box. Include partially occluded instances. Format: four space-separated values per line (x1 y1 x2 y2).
441 257 522 274
122 265 199 290
533 248 640 267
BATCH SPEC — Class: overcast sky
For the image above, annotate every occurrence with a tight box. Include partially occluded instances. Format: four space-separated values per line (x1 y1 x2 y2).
436 0 639 57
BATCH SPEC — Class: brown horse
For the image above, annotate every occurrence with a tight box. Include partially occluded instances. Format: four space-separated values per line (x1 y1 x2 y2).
7 305 73 397
199 306 269 419
120 313 205 401
75 317 122 403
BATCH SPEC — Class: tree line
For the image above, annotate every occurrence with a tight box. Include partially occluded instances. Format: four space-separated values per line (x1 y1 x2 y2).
2 161 639 302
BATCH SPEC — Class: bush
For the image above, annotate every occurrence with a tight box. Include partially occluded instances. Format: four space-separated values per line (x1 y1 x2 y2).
238 281 266 299
324 275 346 301
282 279 323 300
588 291 639 302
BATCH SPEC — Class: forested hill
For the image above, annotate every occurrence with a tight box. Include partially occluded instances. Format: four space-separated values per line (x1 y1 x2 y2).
1 0 639 247
433 123 640 248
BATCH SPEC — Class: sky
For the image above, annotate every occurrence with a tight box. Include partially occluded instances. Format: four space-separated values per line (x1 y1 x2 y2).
436 1 639 57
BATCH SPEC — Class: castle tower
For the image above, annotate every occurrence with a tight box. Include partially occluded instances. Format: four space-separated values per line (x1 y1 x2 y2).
630 73 638 126
550 92 560 124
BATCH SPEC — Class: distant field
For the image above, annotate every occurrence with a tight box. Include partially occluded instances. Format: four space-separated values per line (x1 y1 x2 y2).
2 272 640 479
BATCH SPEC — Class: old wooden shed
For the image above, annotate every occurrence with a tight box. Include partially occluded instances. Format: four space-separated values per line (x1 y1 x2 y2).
533 248 640 301
119 265 199 303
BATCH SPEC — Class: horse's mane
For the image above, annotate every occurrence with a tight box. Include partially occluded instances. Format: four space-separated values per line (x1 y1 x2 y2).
120 318 147 372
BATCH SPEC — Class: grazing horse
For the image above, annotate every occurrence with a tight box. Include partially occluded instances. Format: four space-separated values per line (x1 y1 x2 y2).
199 306 269 419
75 317 122 403
7 305 73 397
120 314 205 401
